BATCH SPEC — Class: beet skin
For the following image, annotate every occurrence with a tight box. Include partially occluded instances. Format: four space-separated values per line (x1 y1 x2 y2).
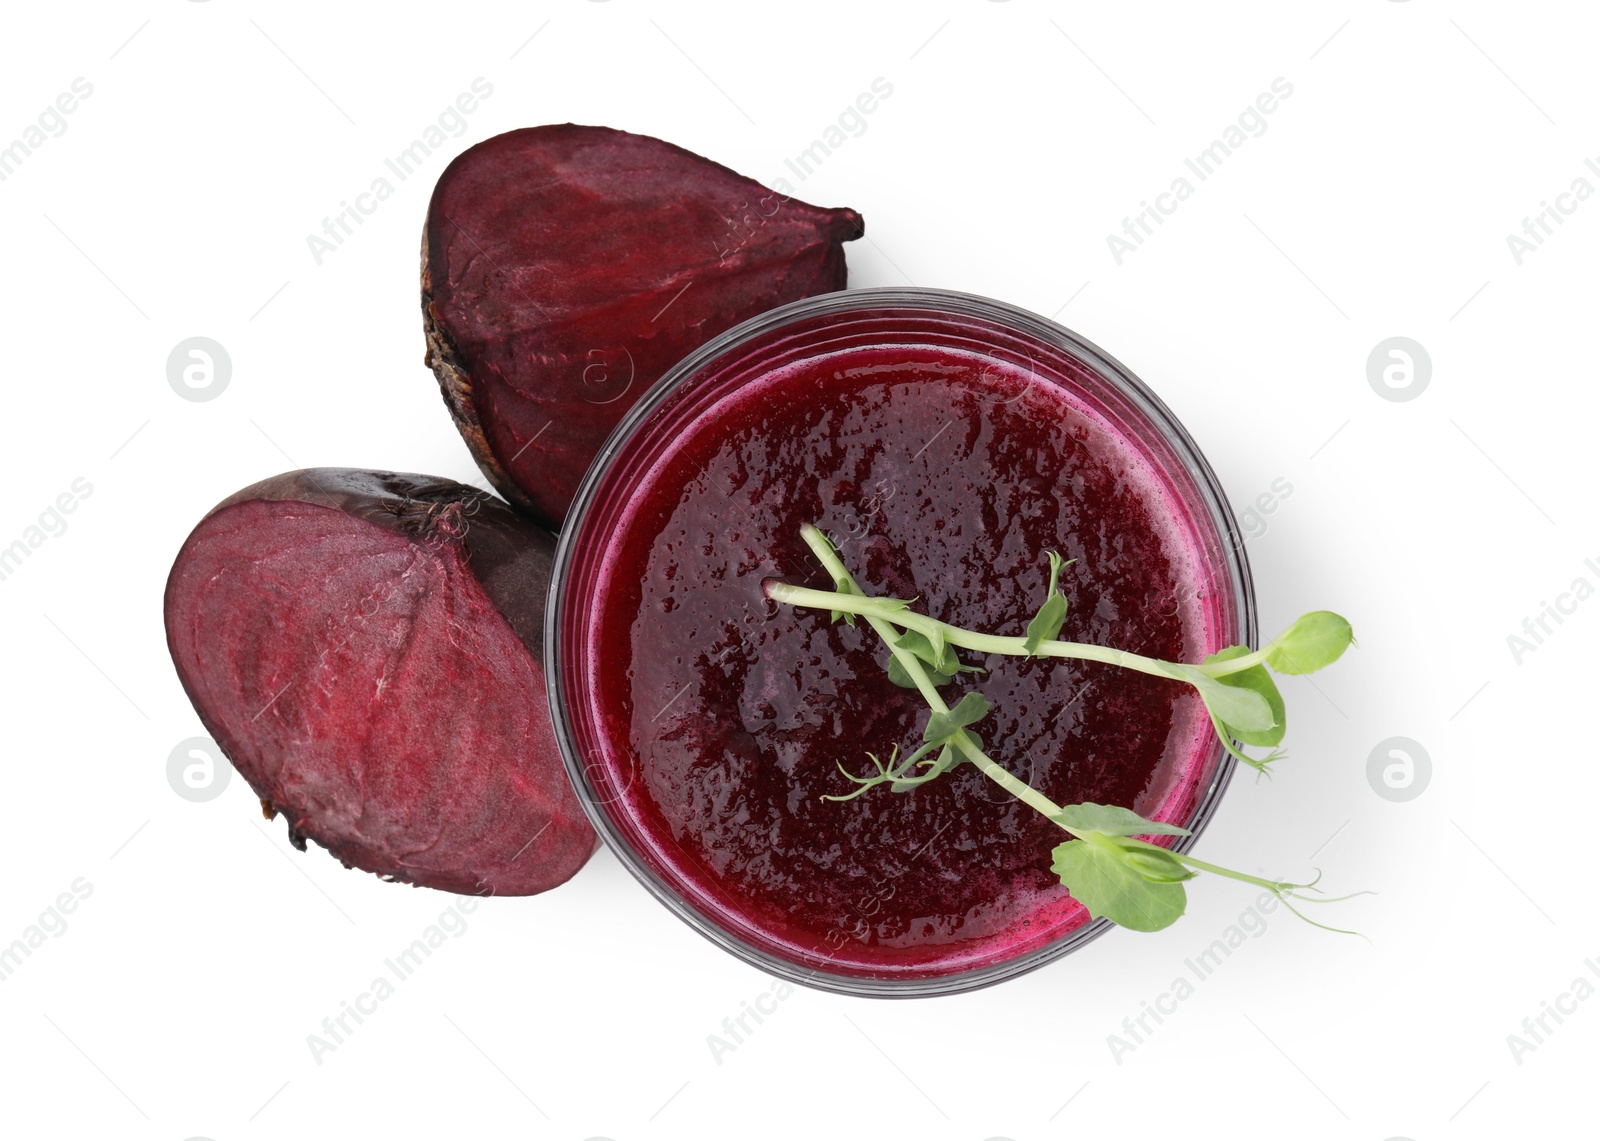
163 468 596 896
422 123 864 528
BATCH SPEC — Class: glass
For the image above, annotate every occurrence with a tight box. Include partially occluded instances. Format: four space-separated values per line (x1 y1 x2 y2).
546 287 1257 997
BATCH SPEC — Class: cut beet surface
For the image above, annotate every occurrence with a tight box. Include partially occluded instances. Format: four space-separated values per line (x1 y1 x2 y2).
422 123 865 528
164 468 596 896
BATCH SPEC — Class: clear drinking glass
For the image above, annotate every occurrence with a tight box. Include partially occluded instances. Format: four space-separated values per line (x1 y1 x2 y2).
546 288 1256 997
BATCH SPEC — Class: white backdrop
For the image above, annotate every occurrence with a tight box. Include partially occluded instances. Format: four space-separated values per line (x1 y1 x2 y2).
1 2 1593 1138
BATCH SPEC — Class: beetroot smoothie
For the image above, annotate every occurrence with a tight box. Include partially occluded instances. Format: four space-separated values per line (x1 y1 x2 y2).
552 294 1246 988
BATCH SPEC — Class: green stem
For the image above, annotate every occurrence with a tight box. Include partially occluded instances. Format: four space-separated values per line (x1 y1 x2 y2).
1162 848 1292 892
951 733 1067 820
765 581 1254 681
1198 645 1272 674
799 528 948 714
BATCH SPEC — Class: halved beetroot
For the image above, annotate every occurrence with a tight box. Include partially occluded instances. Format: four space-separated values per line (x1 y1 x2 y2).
422 124 864 527
164 468 596 896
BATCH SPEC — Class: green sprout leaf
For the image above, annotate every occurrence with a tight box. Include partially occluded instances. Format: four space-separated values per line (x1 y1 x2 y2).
922 691 990 742
1179 665 1276 734
1265 611 1354 675
1053 802 1191 838
1051 839 1189 931
1200 646 1286 747
1023 551 1073 655
1117 845 1198 883
893 628 963 675
885 654 980 689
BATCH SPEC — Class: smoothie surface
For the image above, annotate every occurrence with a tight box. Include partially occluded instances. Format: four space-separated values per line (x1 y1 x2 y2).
584 341 1223 975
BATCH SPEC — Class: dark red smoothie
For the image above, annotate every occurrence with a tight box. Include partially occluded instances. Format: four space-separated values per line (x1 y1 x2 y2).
556 298 1242 986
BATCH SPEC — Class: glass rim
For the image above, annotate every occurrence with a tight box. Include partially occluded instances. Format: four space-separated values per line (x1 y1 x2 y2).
546 285 1258 998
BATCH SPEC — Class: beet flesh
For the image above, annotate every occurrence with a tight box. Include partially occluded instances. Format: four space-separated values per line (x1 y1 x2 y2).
422 124 864 528
164 468 596 896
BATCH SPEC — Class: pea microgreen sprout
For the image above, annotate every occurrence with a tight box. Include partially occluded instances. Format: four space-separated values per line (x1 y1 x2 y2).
766 526 1355 776
762 523 1365 935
